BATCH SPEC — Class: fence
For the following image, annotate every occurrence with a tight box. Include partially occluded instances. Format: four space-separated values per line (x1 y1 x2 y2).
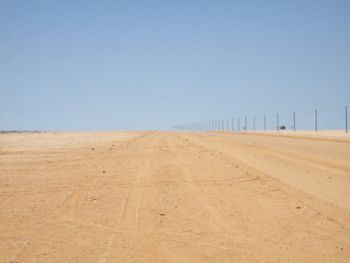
173 105 349 133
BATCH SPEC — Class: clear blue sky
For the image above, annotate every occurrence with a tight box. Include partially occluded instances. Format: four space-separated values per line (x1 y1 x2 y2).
1 0 349 130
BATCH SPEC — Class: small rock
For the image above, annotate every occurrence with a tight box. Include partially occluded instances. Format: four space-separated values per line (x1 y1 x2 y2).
296 206 301 209
91 147 95 150
160 213 165 216
102 170 106 173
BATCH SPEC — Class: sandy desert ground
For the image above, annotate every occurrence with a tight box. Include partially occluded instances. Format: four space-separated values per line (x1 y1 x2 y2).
0 131 350 262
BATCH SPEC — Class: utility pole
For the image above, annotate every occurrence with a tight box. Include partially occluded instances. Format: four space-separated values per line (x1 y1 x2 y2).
264 115 266 131
253 116 256 131
315 109 318 132
293 111 296 131
238 118 240 132
277 113 279 131
232 117 234 131
346 105 348 133
245 116 247 131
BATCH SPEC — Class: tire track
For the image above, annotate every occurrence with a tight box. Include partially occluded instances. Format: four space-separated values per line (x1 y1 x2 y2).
13 132 152 263
98 141 154 263
179 133 350 231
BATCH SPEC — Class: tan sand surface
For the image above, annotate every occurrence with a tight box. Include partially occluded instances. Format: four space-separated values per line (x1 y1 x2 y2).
242 130 350 141
0 131 349 262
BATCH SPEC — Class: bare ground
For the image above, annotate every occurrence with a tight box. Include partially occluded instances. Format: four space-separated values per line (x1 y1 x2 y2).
0 131 349 262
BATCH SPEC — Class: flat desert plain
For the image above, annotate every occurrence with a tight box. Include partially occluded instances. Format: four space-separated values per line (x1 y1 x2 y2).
1 131 350 262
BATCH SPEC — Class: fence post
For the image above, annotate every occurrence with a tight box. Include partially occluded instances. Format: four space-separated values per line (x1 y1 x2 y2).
277 113 279 131
346 105 348 133
293 111 296 131
315 109 318 132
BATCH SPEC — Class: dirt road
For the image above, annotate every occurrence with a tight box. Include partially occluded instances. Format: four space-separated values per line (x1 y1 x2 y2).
1 131 349 262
